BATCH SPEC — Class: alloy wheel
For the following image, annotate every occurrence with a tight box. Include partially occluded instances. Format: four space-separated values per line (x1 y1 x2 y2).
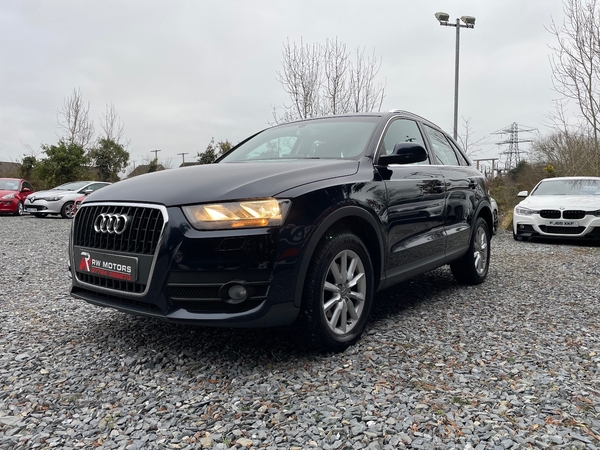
321 249 367 335
64 204 75 219
473 226 489 276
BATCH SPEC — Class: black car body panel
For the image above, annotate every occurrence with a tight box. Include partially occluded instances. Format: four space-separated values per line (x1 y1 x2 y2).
69 111 492 335
89 159 360 206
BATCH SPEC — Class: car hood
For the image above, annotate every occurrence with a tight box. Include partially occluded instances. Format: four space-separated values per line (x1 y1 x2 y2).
87 160 360 206
27 189 77 199
518 195 600 211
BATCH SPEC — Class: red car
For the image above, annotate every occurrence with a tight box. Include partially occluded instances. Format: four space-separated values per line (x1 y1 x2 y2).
0 178 34 216
73 194 86 214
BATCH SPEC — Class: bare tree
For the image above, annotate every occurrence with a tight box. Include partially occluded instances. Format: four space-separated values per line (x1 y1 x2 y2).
275 38 322 123
100 103 130 148
57 88 95 148
532 128 597 176
349 47 385 113
322 38 351 115
456 117 484 156
273 37 386 123
548 0 600 173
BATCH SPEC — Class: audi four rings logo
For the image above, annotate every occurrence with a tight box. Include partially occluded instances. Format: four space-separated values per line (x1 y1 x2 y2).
94 213 129 234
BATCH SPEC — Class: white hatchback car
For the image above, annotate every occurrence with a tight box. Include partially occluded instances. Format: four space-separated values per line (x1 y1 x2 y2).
513 176 600 241
24 181 111 219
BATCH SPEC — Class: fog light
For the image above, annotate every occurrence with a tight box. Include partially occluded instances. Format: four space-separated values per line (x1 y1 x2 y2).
227 285 248 304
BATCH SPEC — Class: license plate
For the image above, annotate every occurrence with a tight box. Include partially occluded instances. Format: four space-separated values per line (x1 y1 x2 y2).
547 220 578 227
25 207 38 212
74 247 138 282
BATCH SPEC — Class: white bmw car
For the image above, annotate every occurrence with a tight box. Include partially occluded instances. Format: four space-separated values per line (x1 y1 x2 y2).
513 176 600 241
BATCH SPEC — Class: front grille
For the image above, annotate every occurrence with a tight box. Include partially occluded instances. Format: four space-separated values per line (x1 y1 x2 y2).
167 285 221 300
539 226 585 235
73 204 164 255
540 210 561 219
563 210 586 220
77 272 146 293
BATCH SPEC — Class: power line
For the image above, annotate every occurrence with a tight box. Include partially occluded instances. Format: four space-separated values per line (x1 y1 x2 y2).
493 123 537 171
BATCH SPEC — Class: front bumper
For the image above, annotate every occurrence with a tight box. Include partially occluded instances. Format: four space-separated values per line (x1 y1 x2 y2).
69 203 301 327
513 213 600 239
0 199 18 213
24 200 62 214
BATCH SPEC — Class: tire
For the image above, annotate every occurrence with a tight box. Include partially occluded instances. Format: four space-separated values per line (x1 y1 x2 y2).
32 213 48 218
60 201 75 219
450 217 490 285
297 232 374 352
13 201 24 216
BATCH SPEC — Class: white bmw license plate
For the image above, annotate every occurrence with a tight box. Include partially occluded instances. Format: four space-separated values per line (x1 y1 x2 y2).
547 220 578 227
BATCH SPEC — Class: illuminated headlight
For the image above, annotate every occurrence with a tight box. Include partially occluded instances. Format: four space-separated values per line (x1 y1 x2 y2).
515 206 537 216
46 195 64 202
182 198 291 230
1 193 15 200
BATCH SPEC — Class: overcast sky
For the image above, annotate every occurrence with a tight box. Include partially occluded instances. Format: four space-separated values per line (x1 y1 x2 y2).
0 1 569 171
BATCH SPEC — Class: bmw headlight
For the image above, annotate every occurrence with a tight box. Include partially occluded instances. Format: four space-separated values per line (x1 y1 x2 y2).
183 198 291 230
515 206 537 216
1 193 15 200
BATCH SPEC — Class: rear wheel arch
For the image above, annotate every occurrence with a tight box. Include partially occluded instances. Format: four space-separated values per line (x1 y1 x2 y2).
292 206 383 308
474 202 493 236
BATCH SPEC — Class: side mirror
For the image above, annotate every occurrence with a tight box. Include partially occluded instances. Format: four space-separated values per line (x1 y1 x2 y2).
21 187 31 193
377 142 428 166
517 190 528 197
83 188 93 195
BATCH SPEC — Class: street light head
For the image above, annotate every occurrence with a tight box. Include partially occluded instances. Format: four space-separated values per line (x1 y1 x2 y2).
460 15 476 26
435 11 450 22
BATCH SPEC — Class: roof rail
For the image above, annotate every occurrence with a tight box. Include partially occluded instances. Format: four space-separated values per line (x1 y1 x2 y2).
388 109 430 123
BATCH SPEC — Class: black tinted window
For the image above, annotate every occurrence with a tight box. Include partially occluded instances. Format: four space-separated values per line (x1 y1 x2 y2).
221 117 379 162
423 125 460 165
380 119 427 159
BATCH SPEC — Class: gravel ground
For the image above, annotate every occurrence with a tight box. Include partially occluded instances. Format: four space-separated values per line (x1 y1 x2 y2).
1 215 600 449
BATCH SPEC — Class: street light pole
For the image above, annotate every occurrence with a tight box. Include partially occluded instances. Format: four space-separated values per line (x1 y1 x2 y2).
454 18 460 142
435 13 475 141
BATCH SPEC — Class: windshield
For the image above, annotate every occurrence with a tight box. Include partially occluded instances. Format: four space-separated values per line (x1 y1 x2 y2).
220 116 379 162
532 178 600 195
53 181 90 191
0 179 19 191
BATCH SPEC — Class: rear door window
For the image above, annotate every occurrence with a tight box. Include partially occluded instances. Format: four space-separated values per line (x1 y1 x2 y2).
423 125 460 166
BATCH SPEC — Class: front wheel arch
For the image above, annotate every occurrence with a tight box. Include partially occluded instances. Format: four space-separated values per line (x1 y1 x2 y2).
292 206 384 308
296 232 375 352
